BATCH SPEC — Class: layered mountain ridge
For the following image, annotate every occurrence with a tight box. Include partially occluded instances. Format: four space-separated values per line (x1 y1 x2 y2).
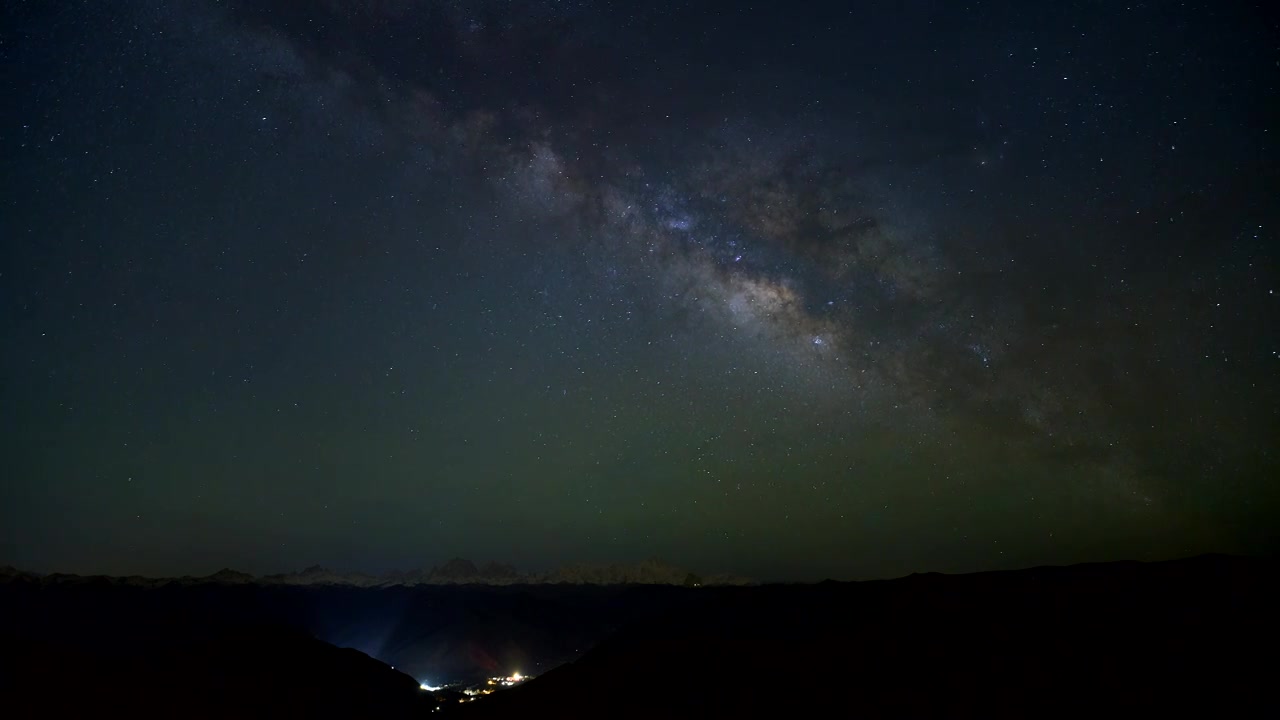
0 558 752 588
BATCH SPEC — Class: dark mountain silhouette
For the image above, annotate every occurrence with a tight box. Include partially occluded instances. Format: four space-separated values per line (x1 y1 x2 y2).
461 555 1278 718
2 623 436 718
3 555 1272 717
205 568 256 584
0 565 37 581
433 557 482 581
0 577 696 686
0 558 749 588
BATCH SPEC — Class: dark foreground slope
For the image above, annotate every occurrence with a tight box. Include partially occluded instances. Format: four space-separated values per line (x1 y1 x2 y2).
0 580 693 684
1 623 436 719
463 555 1277 718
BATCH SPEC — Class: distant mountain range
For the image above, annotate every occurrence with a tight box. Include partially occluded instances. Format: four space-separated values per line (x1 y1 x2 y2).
4 554 1273 717
0 559 752 588
461 554 1279 718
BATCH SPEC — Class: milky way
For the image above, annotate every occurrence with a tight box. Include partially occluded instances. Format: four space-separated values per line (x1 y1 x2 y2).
234 0 1277 532
216 0 1151 459
3 0 1276 578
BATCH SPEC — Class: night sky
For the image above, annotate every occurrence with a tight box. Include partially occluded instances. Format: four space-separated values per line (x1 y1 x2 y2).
2 0 1276 581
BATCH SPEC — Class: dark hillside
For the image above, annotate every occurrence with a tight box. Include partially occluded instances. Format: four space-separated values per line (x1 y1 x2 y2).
462 555 1277 718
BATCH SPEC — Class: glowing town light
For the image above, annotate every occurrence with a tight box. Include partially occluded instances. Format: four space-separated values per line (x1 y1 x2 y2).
419 682 442 692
